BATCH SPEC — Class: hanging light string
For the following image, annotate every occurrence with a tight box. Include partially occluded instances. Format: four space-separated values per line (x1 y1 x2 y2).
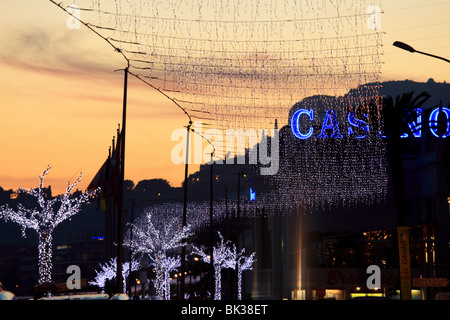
50 0 386 208
52 0 383 131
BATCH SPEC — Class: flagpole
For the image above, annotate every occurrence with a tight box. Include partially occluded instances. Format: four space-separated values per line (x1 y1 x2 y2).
117 66 128 294
209 151 214 300
180 121 192 300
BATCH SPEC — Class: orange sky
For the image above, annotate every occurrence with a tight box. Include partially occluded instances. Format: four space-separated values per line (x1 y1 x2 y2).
1 0 449 195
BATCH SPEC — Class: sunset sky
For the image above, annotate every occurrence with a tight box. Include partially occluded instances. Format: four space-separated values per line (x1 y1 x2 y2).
1 0 449 195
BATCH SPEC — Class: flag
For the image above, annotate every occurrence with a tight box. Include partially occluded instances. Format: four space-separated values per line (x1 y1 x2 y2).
87 154 110 211
87 128 123 211
108 128 123 209
87 156 110 194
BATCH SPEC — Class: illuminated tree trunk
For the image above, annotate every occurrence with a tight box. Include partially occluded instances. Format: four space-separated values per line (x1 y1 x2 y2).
38 229 53 284
236 251 255 300
193 232 236 300
152 254 180 300
236 265 243 300
163 269 171 301
0 166 97 290
154 257 165 299
214 264 222 300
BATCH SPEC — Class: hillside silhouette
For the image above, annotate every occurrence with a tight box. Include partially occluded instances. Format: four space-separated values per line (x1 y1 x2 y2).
1 79 449 248
378 78 450 107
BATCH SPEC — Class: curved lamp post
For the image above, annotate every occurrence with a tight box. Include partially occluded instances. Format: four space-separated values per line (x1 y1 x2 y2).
393 41 450 63
392 41 448 301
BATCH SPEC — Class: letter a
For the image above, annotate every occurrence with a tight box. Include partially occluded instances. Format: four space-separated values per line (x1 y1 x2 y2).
171 128 189 165
318 110 343 138
66 265 81 289
366 265 381 290
66 4 82 30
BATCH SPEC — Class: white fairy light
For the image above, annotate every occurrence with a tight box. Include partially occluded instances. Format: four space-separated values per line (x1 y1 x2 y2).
193 231 236 300
53 0 383 130
0 165 98 285
51 0 386 208
89 259 116 292
89 257 140 293
124 209 193 299
234 248 256 300
155 255 181 300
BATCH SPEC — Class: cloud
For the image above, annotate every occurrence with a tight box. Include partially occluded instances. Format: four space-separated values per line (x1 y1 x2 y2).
0 24 123 78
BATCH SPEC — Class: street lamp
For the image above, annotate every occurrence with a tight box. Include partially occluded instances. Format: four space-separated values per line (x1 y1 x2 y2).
180 120 192 300
390 40 449 301
393 41 450 63
187 128 218 300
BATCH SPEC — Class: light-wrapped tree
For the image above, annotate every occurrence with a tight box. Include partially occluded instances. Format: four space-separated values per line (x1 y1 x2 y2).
89 257 140 293
234 248 256 300
154 255 181 300
0 165 97 284
124 210 192 300
193 232 236 300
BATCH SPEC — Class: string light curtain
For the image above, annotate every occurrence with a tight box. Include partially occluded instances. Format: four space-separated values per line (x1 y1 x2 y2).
60 0 383 130
54 0 387 208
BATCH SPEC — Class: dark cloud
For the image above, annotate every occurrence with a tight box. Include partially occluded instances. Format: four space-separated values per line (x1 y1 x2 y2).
0 25 122 77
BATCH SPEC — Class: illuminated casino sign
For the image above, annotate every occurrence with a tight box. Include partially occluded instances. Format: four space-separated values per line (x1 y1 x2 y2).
290 106 450 139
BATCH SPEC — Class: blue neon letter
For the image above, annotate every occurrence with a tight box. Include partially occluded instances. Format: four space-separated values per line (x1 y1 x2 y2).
250 187 256 201
348 112 369 139
429 107 450 138
400 108 423 138
291 108 314 139
318 110 343 138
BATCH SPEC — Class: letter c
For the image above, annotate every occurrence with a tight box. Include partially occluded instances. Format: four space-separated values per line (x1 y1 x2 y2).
291 109 314 140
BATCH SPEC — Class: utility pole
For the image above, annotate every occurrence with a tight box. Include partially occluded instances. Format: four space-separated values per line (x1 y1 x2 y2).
117 67 128 294
127 198 135 297
210 152 214 300
180 121 192 300
237 170 241 231
225 186 228 219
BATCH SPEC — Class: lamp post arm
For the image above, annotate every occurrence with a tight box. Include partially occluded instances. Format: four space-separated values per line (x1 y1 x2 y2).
415 50 450 64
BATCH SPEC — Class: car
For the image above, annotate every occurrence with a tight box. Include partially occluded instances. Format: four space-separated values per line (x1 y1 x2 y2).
0 282 15 300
